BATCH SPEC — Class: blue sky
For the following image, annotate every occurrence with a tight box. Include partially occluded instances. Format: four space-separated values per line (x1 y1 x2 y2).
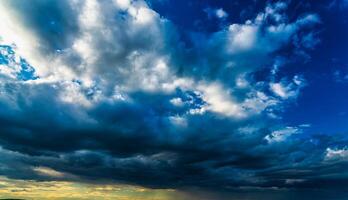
0 0 348 199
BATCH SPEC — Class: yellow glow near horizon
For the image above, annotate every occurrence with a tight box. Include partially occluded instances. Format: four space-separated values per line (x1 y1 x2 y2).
0 176 182 200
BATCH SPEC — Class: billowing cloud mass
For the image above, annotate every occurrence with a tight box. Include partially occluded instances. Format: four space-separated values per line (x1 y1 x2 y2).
0 0 347 199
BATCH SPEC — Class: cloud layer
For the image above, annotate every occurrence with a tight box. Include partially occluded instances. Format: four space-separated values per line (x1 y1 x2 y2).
0 0 347 197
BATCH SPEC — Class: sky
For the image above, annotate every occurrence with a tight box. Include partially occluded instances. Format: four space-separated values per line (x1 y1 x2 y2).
0 0 347 199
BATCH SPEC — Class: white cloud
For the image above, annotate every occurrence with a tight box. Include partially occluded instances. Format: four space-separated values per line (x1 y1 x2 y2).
78 0 102 29
114 0 131 10
59 81 94 107
270 76 305 99
204 7 228 19
0 1 318 130
227 23 258 52
325 147 348 161
242 91 279 115
0 0 316 115
216 8 228 19
265 126 300 143
170 98 184 107
0 65 17 79
270 83 289 98
133 7 157 24
196 82 245 118
0 0 171 89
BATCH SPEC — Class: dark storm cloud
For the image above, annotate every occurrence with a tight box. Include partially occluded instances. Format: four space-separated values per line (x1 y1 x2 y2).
0 0 347 198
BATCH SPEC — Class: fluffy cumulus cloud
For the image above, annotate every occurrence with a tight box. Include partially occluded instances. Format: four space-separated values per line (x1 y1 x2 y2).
0 0 346 198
